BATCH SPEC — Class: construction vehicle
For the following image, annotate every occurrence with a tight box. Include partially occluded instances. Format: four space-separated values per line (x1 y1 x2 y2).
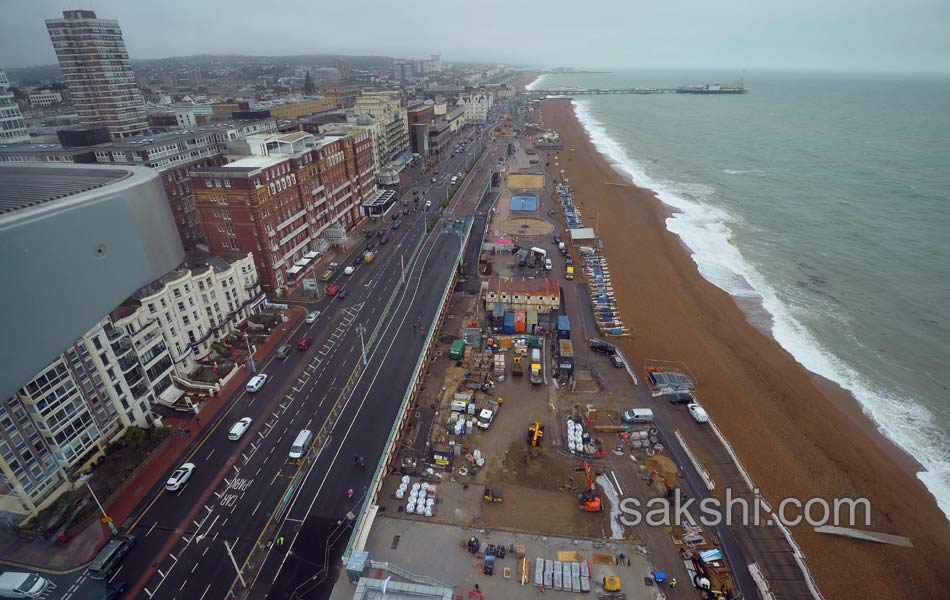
482 487 504 502
527 421 544 447
512 355 524 376
578 461 603 512
603 576 622 592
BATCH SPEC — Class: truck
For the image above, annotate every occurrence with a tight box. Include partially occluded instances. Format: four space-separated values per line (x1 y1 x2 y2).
477 398 501 430
512 355 524 376
565 265 574 280
449 339 466 361
0 572 52 598
529 348 543 385
557 339 574 383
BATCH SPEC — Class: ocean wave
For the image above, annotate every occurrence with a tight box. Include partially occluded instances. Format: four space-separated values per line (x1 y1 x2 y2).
723 169 766 176
572 98 950 520
525 74 547 91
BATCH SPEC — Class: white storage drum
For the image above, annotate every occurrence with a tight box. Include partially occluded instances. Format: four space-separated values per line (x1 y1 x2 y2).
401 475 410 485
395 487 405 499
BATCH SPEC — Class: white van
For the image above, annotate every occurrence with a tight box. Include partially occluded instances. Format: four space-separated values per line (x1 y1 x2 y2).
246 374 268 393
0 572 51 598
289 429 313 459
622 408 655 424
450 176 458 186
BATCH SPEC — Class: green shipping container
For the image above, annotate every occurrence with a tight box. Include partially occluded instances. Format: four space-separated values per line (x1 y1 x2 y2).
449 339 466 360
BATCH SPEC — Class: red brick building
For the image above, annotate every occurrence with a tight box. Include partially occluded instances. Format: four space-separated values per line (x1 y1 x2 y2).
191 130 375 296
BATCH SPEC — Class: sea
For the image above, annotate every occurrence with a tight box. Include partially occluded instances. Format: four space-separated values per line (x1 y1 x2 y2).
527 70 950 518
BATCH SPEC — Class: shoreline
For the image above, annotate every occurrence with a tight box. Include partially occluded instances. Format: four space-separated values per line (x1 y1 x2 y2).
534 94 950 599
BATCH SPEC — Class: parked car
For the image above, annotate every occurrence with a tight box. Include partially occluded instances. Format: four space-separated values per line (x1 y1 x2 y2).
276 344 292 360
590 341 617 355
688 403 709 423
344 266 355 275
228 417 252 441
245 374 269 392
431 177 437 183
165 463 196 492
392 219 400 230
667 392 696 405
553 234 561 245
610 354 624 368
305 310 320 323
544 258 552 271
298 335 314 351
327 284 341 296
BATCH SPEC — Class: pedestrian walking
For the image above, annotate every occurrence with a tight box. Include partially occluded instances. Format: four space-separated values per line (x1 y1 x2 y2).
670 578 677 588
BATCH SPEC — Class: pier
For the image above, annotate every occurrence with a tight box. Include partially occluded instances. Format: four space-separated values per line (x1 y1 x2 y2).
525 84 748 97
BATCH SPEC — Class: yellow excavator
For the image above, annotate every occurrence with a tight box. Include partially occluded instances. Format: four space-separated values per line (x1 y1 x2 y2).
527 422 544 447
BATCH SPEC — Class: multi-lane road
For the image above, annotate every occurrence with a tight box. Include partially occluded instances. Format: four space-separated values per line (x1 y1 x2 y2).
59 124 500 600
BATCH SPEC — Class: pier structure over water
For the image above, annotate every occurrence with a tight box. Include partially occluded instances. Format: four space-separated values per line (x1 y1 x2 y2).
525 84 748 96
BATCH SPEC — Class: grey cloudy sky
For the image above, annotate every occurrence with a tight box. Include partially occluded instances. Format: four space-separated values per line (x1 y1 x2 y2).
2 0 949 73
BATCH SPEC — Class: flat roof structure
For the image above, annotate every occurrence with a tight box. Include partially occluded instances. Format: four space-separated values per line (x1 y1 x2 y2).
0 163 184 400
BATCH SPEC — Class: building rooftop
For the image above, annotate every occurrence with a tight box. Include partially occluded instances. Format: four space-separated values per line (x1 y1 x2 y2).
0 165 131 216
485 275 560 296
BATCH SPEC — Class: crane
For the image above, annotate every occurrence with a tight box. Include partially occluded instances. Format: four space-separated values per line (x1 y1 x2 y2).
578 461 602 512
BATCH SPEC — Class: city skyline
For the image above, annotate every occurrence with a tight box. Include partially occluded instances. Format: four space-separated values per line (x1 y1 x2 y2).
1 0 949 74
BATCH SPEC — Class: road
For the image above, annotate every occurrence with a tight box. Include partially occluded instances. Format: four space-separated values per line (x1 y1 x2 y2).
61 123 499 600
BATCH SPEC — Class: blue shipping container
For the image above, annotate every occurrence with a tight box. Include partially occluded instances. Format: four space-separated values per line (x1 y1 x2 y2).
503 312 515 335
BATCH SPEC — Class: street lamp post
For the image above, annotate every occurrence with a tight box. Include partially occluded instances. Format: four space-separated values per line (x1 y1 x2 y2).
81 475 118 535
356 325 367 365
243 333 256 373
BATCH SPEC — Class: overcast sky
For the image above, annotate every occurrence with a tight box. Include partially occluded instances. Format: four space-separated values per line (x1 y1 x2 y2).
2 0 949 73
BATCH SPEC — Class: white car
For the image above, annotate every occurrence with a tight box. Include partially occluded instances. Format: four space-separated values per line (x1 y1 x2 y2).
688 403 709 423
544 258 552 271
165 463 195 492
245 374 268 393
431 177 437 183
344 266 355 275
305 310 320 323
228 417 252 441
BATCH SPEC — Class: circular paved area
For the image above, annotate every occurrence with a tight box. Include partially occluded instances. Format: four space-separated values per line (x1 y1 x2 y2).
498 217 554 237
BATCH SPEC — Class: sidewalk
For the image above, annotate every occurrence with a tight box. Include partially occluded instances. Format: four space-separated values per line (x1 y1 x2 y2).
0 307 305 572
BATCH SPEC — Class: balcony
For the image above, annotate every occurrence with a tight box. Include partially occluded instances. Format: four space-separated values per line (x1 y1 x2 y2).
118 355 139 373
130 383 149 399
110 338 132 357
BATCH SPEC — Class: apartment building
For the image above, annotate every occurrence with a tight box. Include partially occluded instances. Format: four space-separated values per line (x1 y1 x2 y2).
1 252 262 519
0 67 29 143
113 252 263 378
45 10 147 138
457 92 493 124
28 90 64 108
320 82 361 109
354 91 410 164
192 130 376 295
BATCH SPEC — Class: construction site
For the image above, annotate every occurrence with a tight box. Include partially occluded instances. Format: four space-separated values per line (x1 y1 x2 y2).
331 117 746 600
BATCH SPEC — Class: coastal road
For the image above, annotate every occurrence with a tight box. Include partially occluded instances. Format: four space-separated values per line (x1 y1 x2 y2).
247 226 464 600
61 187 432 600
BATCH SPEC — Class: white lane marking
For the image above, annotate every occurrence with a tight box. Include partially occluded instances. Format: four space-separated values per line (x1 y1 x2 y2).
268 221 444 583
146 521 157 536
205 449 215 461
